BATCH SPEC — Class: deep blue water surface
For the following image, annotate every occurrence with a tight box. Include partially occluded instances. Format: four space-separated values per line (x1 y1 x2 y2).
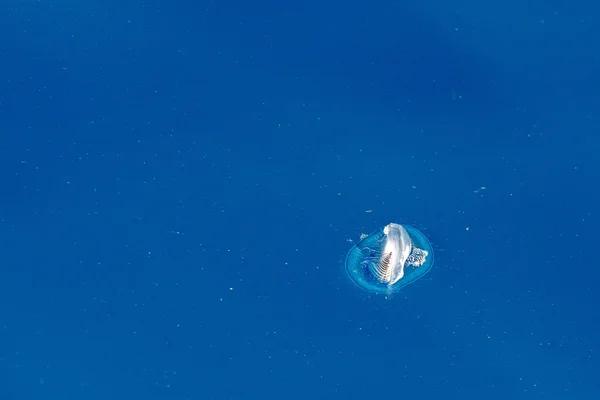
1 0 599 399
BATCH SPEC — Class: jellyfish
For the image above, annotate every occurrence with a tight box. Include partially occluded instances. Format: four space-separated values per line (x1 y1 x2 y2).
345 223 434 295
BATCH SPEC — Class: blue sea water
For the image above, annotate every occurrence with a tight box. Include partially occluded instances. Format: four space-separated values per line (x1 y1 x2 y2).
0 0 599 399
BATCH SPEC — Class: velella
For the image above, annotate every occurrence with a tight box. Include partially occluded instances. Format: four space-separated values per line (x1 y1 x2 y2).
345 223 434 294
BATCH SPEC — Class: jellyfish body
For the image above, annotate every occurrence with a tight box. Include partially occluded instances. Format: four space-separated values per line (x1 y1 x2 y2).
345 223 434 294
